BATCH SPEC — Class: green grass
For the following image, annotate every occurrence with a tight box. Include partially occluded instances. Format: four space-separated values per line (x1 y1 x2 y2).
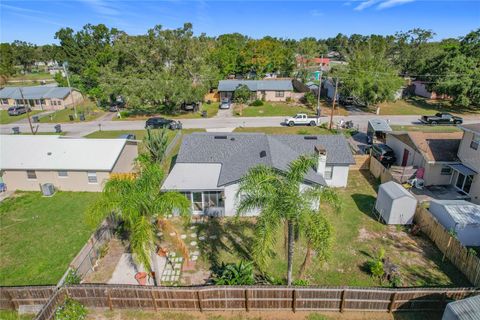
0 192 99 286
234 102 315 117
376 97 480 116
390 125 462 133
234 126 334 135
0 110 43 125
84 128 205 140
37 101 104 123
114 103 220 121
7 72 53 81
0 310 34 320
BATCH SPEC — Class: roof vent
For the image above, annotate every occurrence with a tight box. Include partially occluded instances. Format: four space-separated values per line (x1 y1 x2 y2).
260 150 267 158
47 152 52 156
230 137 235 141
214 136 227 140
304 136 318 140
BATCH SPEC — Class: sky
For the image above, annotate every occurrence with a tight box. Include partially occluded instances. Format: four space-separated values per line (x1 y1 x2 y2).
0 0 479 44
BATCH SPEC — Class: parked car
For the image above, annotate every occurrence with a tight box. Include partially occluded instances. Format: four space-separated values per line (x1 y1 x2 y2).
284 113 320 126
420 113 463 125
118 133 136 140
219 99 231 109
109 101 126 112
370 144 397 166
182 102 198 111
8 106 29 116
145 117 182 130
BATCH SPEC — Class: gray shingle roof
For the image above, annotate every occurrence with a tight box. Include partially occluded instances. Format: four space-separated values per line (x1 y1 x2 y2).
218 80 293 92
176 133 355 186
0 86 74 100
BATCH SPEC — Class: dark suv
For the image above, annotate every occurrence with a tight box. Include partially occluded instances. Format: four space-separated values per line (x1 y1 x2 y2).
371 144 397 166
145 117 182 130
8 106 29 116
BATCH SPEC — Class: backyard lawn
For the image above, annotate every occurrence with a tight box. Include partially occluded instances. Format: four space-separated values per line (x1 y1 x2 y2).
376 98 480 116
0 110 42 125
0 192 99 286
84 128 205 140
234 102 316 117
37 101 104 123
114 102 220 120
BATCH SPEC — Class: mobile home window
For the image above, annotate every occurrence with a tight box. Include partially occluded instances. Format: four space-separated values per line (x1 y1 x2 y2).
441 166 452 175
324 166 333 180
87 171 97 183
26 170 37 180
275 91 285 97
58 170 68 177
470 134 479 150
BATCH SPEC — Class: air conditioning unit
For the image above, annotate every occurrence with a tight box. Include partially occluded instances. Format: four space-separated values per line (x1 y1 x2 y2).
41 183 55 196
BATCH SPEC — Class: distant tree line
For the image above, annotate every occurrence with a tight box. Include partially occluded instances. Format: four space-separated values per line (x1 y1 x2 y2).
1 24 478 111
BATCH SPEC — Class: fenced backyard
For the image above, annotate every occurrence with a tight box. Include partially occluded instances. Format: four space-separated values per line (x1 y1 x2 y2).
1 284 478 320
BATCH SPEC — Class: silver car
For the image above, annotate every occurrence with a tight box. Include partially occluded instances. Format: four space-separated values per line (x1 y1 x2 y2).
219 99 231 109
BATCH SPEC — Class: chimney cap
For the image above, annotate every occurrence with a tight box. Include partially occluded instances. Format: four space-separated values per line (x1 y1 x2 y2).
314 145 327 154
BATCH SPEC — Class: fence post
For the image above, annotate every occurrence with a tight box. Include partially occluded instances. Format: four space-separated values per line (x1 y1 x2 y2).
292 289 297 313
196 290 203 312
107 289 113 311
340 289 346 313
388 292 397 313
150 289 157 312
6 290 17 310
245 289 249 312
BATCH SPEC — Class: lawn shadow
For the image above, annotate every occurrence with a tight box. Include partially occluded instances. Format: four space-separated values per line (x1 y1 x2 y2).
405 97 479 115
351 193 378 221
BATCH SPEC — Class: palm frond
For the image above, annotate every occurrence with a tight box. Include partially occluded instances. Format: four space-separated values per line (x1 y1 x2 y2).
286 154 316 183
129 214 156 271
158 219 190 261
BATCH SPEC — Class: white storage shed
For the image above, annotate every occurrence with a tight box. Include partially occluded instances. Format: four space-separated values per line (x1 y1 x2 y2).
442 295 480 320
429 200 480 247
375 181 417 225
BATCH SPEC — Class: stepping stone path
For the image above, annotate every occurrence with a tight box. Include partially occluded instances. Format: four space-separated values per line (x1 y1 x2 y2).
209 235 217 239
190 241 197 246
190 233 197 238
180 234 187 239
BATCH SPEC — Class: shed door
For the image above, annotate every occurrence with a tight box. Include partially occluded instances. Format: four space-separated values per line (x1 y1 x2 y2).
401 149 409 166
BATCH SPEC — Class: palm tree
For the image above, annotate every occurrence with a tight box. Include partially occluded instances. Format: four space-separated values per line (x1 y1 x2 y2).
236 155 340 285
86 163 191 285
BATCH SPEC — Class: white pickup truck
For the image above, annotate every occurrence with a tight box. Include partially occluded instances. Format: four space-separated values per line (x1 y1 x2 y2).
284 113 320 126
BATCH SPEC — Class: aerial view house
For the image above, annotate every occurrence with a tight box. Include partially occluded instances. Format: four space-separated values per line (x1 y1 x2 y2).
162 132 355 216
0 85 84 110
218 79 297 102
0 135 138 192
455 124 480 204
386 131 463 186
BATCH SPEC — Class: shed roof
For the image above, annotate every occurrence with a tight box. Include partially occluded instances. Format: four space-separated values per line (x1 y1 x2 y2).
0 86 75 100
162 163 222 190
379 181 415 200
431 200 480 226
444 294 480 319
460 123 480 135
173 133 354 187
218 80 293 92
368 119 392 132
0 135 132 171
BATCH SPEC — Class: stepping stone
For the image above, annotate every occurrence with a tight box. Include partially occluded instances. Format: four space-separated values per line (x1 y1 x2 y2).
161 276 167 281
192 251 200 256
167 214 173 218
190 241 198 246
191 256 198 261
157 232 163 237
198 236 206 241
173 275 180 281
174 270 180 276
174 263 182 269
209 235 217 239
189 226 196 230
190 233 197 238
180 234 187 239
169 232 176 236
170 252 176 257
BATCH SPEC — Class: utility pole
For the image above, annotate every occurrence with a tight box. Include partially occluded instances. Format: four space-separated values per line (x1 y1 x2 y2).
328 77 338 130
19 88 37 135
316 54 324 122
63 62 77 118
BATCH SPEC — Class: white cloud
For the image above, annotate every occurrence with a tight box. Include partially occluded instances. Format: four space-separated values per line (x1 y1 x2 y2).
310 9 324 17
82 0 119 16
354 0 380 11
377 0 415 9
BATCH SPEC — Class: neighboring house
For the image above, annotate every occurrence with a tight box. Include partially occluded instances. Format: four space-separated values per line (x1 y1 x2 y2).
386 131 462 186
455 124 480 204
0 135 138 192
218 79 297 102
161 133 355 217
0 86 83 110
411 81 448 100
296 56 330 68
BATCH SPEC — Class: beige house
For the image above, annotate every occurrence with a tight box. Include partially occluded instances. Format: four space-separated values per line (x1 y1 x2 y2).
0 86 84 111
218 79 296 102
0 135 138 192
455 124 480 204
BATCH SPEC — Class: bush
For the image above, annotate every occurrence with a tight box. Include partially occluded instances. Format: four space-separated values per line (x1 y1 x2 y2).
212 261 255 285
303 92 316 106
63 269 81 285
292 279 309 286
55 298 87 320
249 99 263 106
233 84 251 104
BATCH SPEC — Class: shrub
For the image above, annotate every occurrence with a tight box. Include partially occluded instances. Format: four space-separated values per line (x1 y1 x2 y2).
286 97 293 103
303 92 316 106
249 99 263 106
233 84 251 104
292 279 309 286
64 269 81 285
55 298 87 320
212 261 255 285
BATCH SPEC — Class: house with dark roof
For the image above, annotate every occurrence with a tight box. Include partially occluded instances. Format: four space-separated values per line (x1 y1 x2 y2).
218 79 298 102
161 132 355 216
456 124 480 204
0 85 83 110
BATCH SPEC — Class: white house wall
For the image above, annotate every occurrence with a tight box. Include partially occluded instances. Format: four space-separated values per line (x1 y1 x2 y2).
325 165 349 187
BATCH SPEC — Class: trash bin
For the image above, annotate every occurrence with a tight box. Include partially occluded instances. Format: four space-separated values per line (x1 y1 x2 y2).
79 113 85 121
69 115 74 121
54 124 62 133
32 116 39 123
12 127 20 134
201 110 207 118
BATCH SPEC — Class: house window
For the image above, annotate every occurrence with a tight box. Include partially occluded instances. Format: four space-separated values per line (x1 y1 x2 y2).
275 91 285 98
324 166 333 180
192 192 202 211
455 172 473 194
26 170 37 180
35 99 41 105
204 191 224 208
1 99 8 105
58 170 68 177
441 166 452 175
470 134 479 150
87 171 97 184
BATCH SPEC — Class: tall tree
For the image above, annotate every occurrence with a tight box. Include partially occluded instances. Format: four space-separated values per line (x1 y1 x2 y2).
0 43 15 77
236 155 338 285
87 163 191 285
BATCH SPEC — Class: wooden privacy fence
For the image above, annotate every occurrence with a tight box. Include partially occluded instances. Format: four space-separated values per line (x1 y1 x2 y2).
351 155 370 171
414 207 480 287
25 284 480 320
0 286 55 311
